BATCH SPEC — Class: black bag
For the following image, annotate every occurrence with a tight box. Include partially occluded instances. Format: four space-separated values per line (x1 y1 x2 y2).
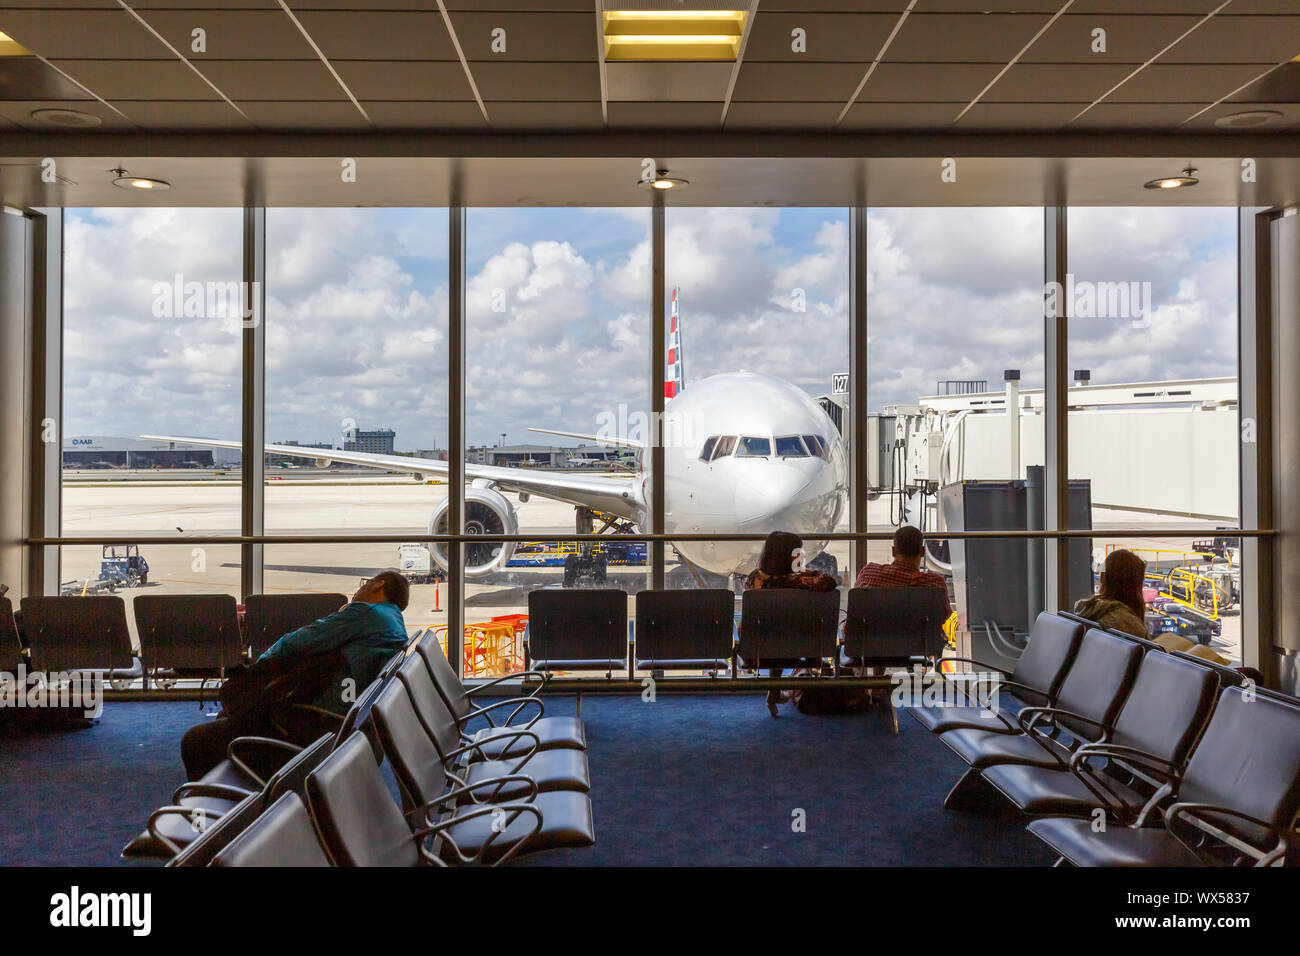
219 650 345 721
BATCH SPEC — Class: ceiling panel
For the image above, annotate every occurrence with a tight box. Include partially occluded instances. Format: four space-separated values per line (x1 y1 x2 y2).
51 59 218 100
837 101 964 128
1108 63 1270 101
194 59 344 101
1226 62 1300 102
1222 0 1300 12
113 99 253 129
606 101 721 128
886 13 1053 63
761 1 911 10
440 0 593 9
605 62 733 102
1158 16 1300 63
471 62 600 101
0 10 168 58
486 101 603 129
912 0 1060 10
732 62 872 101
953 101 1085 128
725 101 844 128
743 13 898 62
1068 102 1201 127
1023 14 1204 63
856 63 1004 102
447 12 597 61
131 0 279 7
292 11 457 61
332 61 474 102
0 57 95 100
0 98 128 129
983 63 1136 101
362 100 486 130
236 100 366 129
1068 1 1222 11
1181 100 1300 130
136 10 318 60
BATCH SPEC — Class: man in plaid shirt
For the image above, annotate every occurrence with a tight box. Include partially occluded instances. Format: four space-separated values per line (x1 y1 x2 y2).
854 525 951 615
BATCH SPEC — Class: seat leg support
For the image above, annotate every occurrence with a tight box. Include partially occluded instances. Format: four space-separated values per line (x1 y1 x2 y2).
943 768 1015 815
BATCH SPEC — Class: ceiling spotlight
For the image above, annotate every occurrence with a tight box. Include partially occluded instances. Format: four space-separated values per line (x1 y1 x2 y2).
111 167 170 191
29 107 102 128
1144 165 1198 190
638 168 689 190
1213 109 1283 130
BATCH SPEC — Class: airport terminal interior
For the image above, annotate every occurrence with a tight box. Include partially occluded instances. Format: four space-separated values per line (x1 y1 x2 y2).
1 1 1299 877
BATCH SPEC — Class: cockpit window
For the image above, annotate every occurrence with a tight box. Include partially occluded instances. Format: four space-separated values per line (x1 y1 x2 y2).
774 436 808 457
803 434 827 460
699 436 718 462
736 436 773 457
712 435 737 460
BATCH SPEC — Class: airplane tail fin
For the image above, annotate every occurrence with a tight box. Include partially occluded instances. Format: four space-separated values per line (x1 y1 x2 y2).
665 287 685 398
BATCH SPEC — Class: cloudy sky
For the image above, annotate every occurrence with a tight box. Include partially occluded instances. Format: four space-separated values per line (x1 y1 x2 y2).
63 204 1237 453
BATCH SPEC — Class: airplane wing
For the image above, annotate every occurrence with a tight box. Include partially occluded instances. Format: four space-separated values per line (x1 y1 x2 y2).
140 435 645 521
526 427 644 449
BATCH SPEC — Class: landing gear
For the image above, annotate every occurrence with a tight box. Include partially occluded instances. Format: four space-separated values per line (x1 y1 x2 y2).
562 551 607 588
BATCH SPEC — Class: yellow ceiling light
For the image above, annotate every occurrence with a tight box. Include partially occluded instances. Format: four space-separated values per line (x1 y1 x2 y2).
603 10 746 61
0 31 32 56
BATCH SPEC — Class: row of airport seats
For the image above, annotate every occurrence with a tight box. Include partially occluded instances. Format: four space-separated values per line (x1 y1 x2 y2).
523 586 950 676
907 610 1300 866
3 591 346 689
129 628 593 864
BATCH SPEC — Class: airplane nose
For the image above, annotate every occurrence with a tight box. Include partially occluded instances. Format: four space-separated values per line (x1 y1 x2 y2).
736 460 826 530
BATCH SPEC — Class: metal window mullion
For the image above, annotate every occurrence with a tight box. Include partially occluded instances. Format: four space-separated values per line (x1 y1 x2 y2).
850 206 869 576
1044 206 1068 611
447 204 466 670
240 206 266 599
650 198 665 590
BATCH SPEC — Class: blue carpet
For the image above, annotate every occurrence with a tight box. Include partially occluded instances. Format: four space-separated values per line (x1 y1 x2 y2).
0 695 1056 866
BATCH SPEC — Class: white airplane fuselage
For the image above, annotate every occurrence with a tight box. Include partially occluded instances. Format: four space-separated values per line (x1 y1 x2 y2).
633 371 848 577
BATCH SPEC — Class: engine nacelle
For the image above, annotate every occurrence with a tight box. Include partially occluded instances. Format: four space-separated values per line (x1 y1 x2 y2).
428 485 518 578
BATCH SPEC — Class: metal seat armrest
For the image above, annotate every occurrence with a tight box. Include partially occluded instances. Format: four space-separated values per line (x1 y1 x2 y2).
458 696 544 730
1166 802 1291 866
146 805 215 857
464 668 553 700
447 727 541 765
413 801 544 867
936 655 1012 677
1066 744 1179 827
226 735 303 789
1015 705 1107 738
171 781 256 804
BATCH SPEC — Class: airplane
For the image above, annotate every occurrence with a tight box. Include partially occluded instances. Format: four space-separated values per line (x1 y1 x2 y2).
565 452 615 469
142 289 848 584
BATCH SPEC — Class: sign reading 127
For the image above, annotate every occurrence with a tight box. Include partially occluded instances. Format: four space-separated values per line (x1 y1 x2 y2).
832 373 849 395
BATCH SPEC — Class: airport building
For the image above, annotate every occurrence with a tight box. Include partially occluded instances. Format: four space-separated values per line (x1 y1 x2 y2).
0 4 1298 890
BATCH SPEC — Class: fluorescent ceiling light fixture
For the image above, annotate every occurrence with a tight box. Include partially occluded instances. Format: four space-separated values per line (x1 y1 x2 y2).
111 167 171 191
1144 165 1198 190
603 10 746 61
0 31 31 56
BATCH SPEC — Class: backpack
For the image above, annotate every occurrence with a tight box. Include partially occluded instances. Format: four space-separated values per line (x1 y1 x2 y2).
219 649 345 721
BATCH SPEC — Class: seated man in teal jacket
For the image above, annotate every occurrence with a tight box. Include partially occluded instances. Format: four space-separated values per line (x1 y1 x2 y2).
181 570 410 779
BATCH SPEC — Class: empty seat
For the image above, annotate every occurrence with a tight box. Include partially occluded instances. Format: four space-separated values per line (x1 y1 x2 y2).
526 588 628 673
841 586 949 668
634 588 734 671
908 612 1084 735
167 791 267 868
243 592 348 658
211 793 333 867
1029 686 1300 866
19 595 137 676
736 588 840 670
134 594 243 685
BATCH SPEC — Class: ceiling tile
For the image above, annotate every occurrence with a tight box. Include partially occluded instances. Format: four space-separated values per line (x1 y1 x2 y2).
235 100 367 129
858 62 1004 101
0 57 95 100
1181 100 1300 130
1107 63 1271 101
762 1 911 10
1225 62 1300 102
953 101 1085 128
447 12 597 61
136 10 318 60
1221 0 1300 12
606 62 733 102
130 0 280 7
912 0 1060 10
732 62 870 101
886 13 1053 63
113 99 253 129
0 98 129 130
194 59 344 101
1023 15 1205 64
606 101 721 128
1158 16 1300 64
1068 1 1223 11
51 59 218 100
1067 102 1202 126
725 101 844 128
332 61 474 102
0 10 169 58
983 63 1136 101
744 13 899 62
486 101 602 129
470 62 600 101
362 100 486 130
291 11 457 61
441 0 593 9
837 101 964 127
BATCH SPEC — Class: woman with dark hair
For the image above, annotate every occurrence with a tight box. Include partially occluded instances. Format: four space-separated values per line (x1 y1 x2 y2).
744 531 838 716
1074 548 1149 639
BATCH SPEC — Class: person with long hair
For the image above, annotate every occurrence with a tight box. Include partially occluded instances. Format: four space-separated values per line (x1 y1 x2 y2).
744 531 837 716
1075 548 1149 638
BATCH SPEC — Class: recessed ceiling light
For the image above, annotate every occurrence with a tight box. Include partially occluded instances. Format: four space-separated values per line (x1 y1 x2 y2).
29 107 102 128
637 168 689 190
603 10 746 61
111 167 170 191
0 31 31 56
1144 165 1198 190
1213 109 1284 130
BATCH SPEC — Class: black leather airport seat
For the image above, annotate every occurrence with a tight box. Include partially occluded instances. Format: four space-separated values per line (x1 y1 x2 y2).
981 648 1220 821
166 791 266 868
243 592 348 658
736 588 840 671
134 594 243 687
526 588 628 673
939 628 1144 809
841 586 949 668
211 792 333 868
306 731 594 866
19 595 136 674
0 596 22 674
908 611 1084 735
634 588 734 671
1028 686 1300 866
413 629 585 759
372 668 589 808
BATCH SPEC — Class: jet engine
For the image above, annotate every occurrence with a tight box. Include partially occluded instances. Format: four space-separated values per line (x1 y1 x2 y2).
428 481 518 577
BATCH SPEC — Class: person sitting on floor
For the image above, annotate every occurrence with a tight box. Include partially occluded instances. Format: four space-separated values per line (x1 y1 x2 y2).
744 531 837 717
180 570 410 780
1074 548 1149 639
854 524 951 615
